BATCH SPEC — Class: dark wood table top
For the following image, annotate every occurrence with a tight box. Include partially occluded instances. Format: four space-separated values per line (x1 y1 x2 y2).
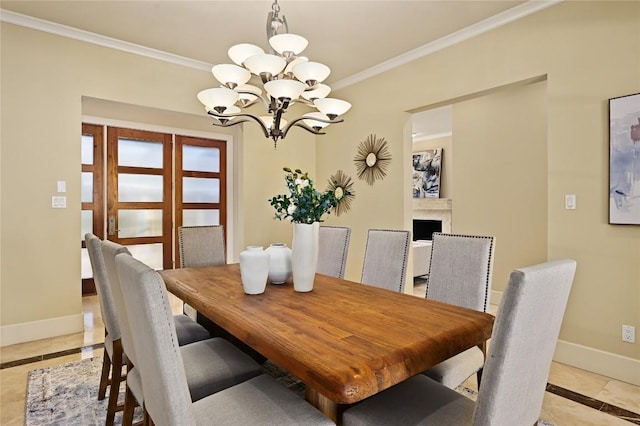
159 263 494 406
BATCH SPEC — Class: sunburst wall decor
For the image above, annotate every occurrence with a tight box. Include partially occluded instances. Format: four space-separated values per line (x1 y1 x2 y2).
353 134 392 185
326 170 355 216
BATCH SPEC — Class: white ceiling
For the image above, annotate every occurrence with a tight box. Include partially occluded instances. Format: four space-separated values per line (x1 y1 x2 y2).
1 0 556 138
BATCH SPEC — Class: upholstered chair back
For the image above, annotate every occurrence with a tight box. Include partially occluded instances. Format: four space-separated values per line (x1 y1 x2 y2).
116 253 195 426
317 226 351 278
426 232 495 312
361 229 411 292
473 259 576 425
101 240 137 364
179 225 226 268
85 233 120 341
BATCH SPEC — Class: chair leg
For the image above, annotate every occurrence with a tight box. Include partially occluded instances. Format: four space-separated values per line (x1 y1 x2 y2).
122 359 137 426
122 383 136 426
98 347 112 401
476 340 488 387
143 407 154 426
105 339 124 426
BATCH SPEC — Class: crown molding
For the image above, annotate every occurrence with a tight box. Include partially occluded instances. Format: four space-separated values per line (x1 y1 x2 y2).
1 0 562 87
331 0 562 91
0 9 212 72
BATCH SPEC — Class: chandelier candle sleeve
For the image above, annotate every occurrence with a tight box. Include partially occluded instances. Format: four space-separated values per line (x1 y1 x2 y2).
196 0 351 147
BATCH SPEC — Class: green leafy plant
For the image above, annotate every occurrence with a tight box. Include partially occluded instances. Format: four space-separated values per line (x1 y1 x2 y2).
270 167 354 224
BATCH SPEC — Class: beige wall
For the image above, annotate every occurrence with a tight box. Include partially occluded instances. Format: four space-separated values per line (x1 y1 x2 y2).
1 1 638 384
319 1 639 383
0 23 315 344
452 81 548 292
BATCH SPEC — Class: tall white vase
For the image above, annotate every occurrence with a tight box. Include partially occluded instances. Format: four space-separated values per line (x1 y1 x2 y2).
291 222 319 292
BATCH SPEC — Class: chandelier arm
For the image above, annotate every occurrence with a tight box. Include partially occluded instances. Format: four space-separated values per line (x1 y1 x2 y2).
236 89 271 109
286 122 325 138
207 111 270 138
281 115 344 139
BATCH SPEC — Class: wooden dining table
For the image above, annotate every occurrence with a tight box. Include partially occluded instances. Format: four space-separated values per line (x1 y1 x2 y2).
159 263 494 424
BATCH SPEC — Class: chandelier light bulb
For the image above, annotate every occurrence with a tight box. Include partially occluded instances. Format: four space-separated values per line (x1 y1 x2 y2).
197 87 239 112
292 62 331 86
228 43 265 66
264 79 306 101
301 84 331 100
260 115 288 129
302 112 331 129
314 98 352 118
236 84 263 106
284 57 309 75
243 53 287 77
269 33 308 56
211 64 251 88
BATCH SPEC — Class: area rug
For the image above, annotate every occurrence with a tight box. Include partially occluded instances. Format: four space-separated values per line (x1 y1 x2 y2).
25 356 309 425
26 356 554 425
26 357 142 426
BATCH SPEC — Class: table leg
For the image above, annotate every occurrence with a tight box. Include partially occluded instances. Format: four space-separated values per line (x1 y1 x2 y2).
305 387 348 425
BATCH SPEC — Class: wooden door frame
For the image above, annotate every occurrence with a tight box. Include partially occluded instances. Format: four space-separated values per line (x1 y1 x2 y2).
174 135 227 267
106 126 173 269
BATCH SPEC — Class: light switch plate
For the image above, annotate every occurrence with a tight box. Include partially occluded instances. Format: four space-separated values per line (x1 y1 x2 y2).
565 194 576 210
57 180 66 193
52 196 67 208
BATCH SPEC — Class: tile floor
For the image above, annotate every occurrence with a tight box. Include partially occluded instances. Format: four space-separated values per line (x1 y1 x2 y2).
1 291 638 426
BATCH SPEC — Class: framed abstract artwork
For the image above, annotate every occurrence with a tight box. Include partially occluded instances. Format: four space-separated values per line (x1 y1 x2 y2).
412 148 442 198
609 93 640 225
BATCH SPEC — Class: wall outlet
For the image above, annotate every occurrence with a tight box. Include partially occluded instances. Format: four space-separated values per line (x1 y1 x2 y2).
622 325 635 343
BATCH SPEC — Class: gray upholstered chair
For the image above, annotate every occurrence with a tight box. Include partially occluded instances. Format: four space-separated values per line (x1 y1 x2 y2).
115 253 335 426
342 259 577 426
178 225 226 319
85 233 124 426
317 226 351 278
102 239 262 425
179 225 226 268
361 229 411 292
422 232 495 389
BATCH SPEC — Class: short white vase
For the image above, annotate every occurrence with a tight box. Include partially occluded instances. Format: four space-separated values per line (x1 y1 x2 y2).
239 246 269 295
265 243 292 284
291 222 319 292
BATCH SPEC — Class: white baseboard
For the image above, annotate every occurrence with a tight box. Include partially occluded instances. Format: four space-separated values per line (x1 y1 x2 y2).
0 314 84 347
490 289 503 306
491 289 638 386
553 339 640 386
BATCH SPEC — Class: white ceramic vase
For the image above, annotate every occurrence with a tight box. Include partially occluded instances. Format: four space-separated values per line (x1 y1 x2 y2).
291 222 320 292
239 246 270 295
265 243 292 284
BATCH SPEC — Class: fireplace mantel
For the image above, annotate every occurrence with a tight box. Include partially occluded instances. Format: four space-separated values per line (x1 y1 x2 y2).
413 198 452 234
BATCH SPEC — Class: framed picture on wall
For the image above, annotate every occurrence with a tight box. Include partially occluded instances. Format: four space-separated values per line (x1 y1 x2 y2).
609 93 640 225
412 148 442 198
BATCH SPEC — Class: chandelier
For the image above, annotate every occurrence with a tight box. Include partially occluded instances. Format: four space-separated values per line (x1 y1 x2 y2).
197 0 352 148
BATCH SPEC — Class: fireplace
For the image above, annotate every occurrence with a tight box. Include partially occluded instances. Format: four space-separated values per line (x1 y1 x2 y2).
412 198 452 236
413 219 442 241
